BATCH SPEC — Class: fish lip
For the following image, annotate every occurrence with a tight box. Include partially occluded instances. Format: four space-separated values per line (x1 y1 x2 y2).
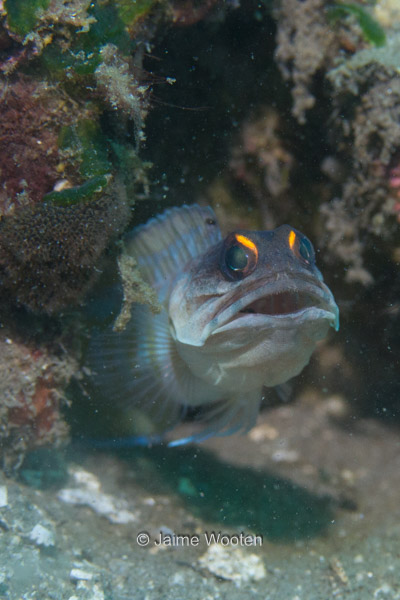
212 307 339 336
210 273 339 335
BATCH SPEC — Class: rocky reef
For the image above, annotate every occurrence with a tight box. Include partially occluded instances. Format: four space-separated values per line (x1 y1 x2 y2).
0 332 76 472
0 0 399 468
0 0 160 466
0 2 399 599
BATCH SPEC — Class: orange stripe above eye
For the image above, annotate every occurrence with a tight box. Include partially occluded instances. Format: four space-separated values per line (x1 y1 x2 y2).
288 230 296 250
234 234 258 259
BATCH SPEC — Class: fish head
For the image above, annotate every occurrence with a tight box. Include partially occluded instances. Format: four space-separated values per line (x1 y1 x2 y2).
168 225 339 388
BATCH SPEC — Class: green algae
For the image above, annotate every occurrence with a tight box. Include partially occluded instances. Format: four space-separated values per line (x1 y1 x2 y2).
40 45 102 77
47 120 113 206
111 141 150 190
59 119 112 179
3 1 155 208
327 2 386 47
82 2 131 54
56 119 146 204
12 0 160 81
43 175 110 206
116 0 159 27
4 0 157 48
38 4 130 79
5 0 50 36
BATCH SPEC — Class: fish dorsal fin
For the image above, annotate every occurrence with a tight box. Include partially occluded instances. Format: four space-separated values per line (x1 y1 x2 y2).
124 204 221 295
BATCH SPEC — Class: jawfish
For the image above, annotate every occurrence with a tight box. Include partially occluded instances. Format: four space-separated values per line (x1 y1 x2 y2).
90 205 339 445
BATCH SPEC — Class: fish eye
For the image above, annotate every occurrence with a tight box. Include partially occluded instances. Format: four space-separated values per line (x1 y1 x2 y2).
288 229 315 265
298 236 314 264
226 245 248 271
221 233 258 280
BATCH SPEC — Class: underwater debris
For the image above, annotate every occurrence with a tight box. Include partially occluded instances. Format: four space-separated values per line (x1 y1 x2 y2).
0 183 129 312
95 43 150 144
0 333 76 472
113 253 161 333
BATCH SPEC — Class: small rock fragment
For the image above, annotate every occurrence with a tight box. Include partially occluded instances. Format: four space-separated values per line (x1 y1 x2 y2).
58 467 138 524
70 568 94 581
199 544 266 586
0 486 7 508
29 524 55 547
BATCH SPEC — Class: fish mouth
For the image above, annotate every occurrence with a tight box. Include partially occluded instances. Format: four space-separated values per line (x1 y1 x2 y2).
238 289 319 316
211 275 339 335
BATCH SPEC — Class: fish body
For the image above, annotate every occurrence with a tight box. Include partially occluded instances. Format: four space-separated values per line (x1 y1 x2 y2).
90 205 339 444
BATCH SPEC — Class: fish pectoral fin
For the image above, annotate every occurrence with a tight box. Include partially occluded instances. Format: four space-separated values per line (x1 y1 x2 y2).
87 304 222 435
87 305 185 433
168 391 262 447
